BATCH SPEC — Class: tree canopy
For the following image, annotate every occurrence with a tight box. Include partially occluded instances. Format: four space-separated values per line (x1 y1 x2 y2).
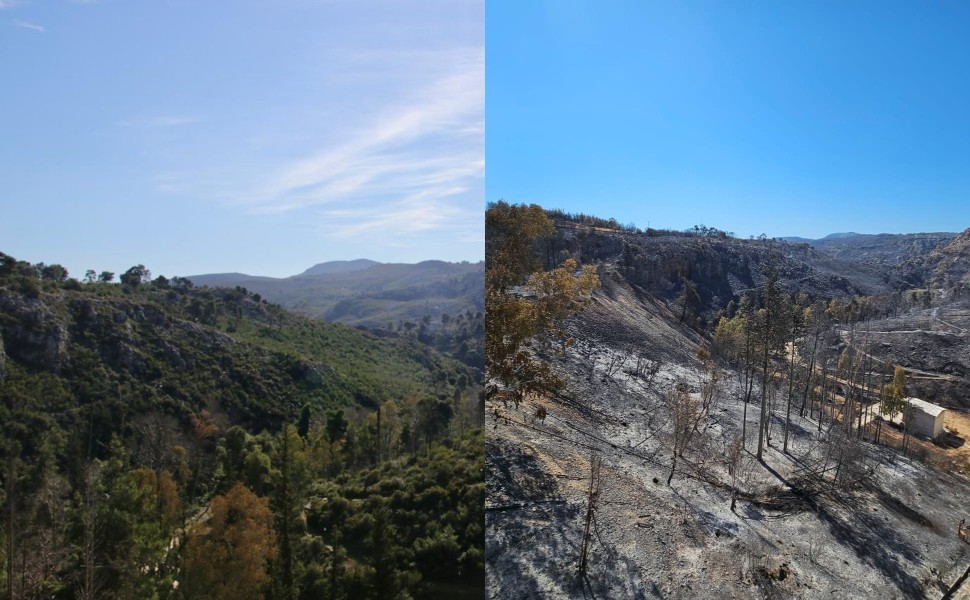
485 202 598 405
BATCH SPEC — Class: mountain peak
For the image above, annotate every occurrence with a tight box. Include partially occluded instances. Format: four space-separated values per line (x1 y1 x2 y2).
298 259 381 277
820 232 862 240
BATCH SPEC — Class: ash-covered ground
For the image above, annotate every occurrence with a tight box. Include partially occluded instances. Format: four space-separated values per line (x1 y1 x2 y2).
487 274 970 599
844 299 970 405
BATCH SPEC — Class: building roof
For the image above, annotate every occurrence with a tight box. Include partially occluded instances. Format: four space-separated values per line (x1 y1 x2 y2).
905 397 946 418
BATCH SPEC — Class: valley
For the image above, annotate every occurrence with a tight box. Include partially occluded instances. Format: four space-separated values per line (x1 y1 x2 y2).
0 251 485 599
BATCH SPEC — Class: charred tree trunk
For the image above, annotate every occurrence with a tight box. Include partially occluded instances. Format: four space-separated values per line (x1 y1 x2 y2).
578 452 602 577
784 323 798 453
800 331 820 418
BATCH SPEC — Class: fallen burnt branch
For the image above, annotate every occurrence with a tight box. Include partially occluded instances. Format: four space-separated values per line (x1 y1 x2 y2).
749 484 818 517
943 562 970 599
486 499 569 512
548 388 615 426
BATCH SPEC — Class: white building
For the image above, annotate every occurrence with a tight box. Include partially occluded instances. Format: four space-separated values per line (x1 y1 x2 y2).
904 397 946 439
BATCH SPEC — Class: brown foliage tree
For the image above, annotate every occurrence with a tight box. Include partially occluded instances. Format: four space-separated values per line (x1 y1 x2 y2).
182 483 277 600
485 202 598 406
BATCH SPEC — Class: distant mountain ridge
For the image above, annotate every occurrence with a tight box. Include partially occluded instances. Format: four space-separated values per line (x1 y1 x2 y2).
189 259 485 329
779 232 860 243
298 258 380 277
819 231 861 240
782 231 960 274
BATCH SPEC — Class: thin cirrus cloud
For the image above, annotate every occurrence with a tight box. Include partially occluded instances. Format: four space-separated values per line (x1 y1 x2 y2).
322 186 474 240
13 19 44 32
232 47 484 242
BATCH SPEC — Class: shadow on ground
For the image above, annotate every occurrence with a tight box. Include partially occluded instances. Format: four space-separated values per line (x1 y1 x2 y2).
487 436 653 598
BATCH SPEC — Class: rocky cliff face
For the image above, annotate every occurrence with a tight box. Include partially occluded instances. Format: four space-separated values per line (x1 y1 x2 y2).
544 222 900 322
0 292 70 373
545 219 970 325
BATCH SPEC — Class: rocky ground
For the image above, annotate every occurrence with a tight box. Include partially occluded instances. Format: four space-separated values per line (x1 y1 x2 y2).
487 273 970 599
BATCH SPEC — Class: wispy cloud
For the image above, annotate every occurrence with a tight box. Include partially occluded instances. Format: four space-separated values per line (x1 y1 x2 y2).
232 46 484 242
117 115 202 128
320 185 476 239
13 19 43 32
0 1 25 10
142 5 484 251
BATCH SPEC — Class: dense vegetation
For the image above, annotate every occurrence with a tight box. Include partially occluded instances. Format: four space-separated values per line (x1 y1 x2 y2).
0 252 484 599
387 310 484 371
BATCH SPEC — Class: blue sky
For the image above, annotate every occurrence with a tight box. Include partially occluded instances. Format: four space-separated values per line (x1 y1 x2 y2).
1 0 483 279
487 1 970 239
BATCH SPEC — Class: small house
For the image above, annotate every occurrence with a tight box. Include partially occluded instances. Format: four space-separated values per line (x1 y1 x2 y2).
904 397 946 439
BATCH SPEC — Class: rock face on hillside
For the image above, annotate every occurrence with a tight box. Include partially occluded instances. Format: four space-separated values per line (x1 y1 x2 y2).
543 220 970 321
542 224 898 323
0 292 70 373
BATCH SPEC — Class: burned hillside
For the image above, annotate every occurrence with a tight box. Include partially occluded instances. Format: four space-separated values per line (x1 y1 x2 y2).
486 207 970 599
538 213 908 325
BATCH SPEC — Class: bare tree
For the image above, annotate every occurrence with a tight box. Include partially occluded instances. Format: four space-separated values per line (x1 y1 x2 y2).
817 352 831 434
131 413 180 473
667 385 702 485
578 450 602 577
799 302 828 418
725 433 752 512
17 476 69 599
854 319 873 439
755 272 787 460
830 428 870 490
698 364 721 424
713 294 758 450
602 349 627 382
629 353 662 393
783 298 803 453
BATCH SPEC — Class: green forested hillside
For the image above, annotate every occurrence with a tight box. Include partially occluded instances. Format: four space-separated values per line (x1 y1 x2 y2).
188 260 485 331
0 252 484 600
